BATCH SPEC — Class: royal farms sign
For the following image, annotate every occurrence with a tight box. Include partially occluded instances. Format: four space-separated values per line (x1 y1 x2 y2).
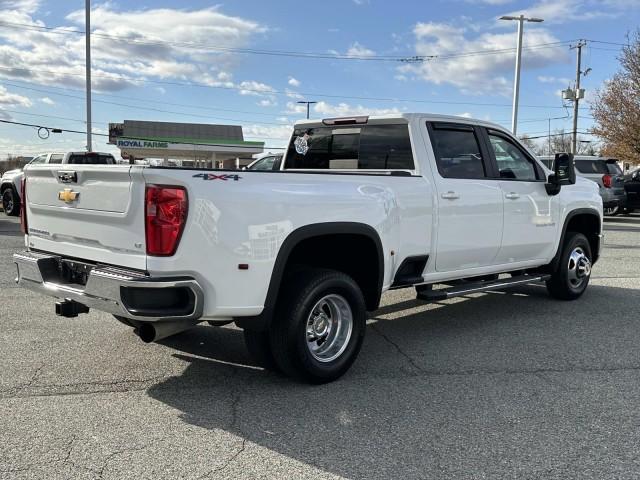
116 139 169 149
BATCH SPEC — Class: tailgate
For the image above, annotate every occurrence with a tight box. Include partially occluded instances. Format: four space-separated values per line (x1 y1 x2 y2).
24 165 147 270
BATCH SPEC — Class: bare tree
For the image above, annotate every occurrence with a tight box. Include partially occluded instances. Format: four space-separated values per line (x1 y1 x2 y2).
591 30 640 165
546 129 594 155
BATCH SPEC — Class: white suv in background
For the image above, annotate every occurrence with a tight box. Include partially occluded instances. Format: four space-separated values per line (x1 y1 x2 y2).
1 152 116 216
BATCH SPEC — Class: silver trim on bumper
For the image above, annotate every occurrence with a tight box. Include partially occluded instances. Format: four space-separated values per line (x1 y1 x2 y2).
13 250 204 322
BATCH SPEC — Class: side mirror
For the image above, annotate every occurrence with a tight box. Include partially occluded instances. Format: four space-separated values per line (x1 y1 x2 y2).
545 152 576 195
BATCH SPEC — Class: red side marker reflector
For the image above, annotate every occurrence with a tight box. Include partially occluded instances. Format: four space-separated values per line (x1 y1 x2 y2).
238 264 249 270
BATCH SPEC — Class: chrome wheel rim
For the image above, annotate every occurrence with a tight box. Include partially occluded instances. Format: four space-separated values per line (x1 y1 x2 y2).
306 294 353 363
567 246 591 288
604 206 619 216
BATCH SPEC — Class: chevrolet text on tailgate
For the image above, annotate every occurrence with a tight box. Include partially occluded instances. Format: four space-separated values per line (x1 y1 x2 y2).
14 114 603 383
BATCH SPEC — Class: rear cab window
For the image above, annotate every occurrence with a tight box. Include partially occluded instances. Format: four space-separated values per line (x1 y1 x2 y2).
575 159 622 175
284 123 415 171
68 154 115 165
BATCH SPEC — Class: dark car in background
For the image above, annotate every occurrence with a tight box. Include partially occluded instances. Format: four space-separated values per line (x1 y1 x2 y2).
623 167 640 214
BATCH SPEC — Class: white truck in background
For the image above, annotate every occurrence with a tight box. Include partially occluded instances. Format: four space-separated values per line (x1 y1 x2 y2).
13 114 602 383
1 152 116 216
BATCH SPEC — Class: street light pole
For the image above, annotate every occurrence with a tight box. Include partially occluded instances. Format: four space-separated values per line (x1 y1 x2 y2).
500 15 544 136
297 101 317 119
85 0 92 152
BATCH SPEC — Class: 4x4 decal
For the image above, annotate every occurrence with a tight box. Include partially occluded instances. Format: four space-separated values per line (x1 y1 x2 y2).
193 173 242 181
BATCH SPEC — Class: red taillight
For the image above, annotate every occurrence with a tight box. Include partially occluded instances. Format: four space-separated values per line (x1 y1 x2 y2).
602 174 612 189
20 178 27 234
145 185 188 256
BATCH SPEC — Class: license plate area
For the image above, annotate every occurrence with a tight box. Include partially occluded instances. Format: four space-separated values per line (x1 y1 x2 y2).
38 256 95 286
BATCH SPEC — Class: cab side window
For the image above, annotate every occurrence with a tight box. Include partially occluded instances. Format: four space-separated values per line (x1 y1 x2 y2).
30 155 48 165
429 125 487 179
49 154 63 164
488 133 539 181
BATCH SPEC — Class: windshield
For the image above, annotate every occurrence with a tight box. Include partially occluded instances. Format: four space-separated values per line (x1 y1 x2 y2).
250 156 279 170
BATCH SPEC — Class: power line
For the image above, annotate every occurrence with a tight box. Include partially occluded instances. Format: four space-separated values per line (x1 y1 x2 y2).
0 118 288 150
0 80 291 126
0 69 569 109
0 20 574 62
0 80 288 118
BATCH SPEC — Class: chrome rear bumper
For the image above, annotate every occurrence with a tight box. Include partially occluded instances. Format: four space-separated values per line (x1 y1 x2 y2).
13 250 204 322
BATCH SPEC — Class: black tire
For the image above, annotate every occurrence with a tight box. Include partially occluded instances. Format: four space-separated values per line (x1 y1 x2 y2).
2 188 20 217
546 232 592 300
269 268 366 384
244 329 280 372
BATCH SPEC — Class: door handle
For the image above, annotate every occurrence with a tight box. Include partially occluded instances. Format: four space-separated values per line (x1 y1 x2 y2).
505 192 520 200
441 191 460 200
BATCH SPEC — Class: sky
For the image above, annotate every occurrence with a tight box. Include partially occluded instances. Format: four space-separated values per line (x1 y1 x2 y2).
0 0 638 159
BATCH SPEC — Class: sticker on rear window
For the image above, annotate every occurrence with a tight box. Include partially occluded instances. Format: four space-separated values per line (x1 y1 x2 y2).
294 134 310 155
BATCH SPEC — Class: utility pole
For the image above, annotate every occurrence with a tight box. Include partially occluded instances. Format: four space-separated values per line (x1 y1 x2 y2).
500 15 544 135
85 0 92 152
297 101 317 119
570 40 586 154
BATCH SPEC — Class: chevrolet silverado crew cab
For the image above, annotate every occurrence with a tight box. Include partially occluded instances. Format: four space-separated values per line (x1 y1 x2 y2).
1 151 116 216
13 114 603 383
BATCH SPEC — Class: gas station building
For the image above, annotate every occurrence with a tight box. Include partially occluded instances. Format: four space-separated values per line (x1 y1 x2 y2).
109 120 264 169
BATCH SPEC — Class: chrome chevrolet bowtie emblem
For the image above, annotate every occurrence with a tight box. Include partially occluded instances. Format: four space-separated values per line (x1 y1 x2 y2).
58 188 79 203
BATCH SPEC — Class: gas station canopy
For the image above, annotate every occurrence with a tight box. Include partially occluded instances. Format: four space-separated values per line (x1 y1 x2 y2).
109 120 265 169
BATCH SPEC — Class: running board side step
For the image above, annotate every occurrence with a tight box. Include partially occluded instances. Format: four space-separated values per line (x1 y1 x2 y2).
416 274 551 302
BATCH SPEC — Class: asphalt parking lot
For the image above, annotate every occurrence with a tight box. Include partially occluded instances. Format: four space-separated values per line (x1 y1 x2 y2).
1 214 639 479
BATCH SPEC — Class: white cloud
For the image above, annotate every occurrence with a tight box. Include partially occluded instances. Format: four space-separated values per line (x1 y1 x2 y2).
258 98 277 107
346 42 376 58
39 96 54 105
243 124 292 146
288 76 301 87
402 21 568 95
0 85 32 107
499 0 629 25
237 80 275 96
0 3 268 92
538 75 571 85
285 88 304 100
286 100 403 117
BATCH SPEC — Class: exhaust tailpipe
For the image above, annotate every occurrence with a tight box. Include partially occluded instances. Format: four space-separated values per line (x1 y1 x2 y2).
137 320 200 343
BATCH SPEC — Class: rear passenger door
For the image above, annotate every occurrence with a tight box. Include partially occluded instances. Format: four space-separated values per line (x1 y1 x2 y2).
426 122 503 272
484 129 558 262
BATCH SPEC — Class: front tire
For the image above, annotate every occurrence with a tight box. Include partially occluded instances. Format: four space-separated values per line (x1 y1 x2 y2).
546 232 592 300
2 188 20 216
269 269 366 383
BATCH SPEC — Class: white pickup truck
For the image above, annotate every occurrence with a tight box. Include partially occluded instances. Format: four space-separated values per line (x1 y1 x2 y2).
14 114 603 383
2 151 116 216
